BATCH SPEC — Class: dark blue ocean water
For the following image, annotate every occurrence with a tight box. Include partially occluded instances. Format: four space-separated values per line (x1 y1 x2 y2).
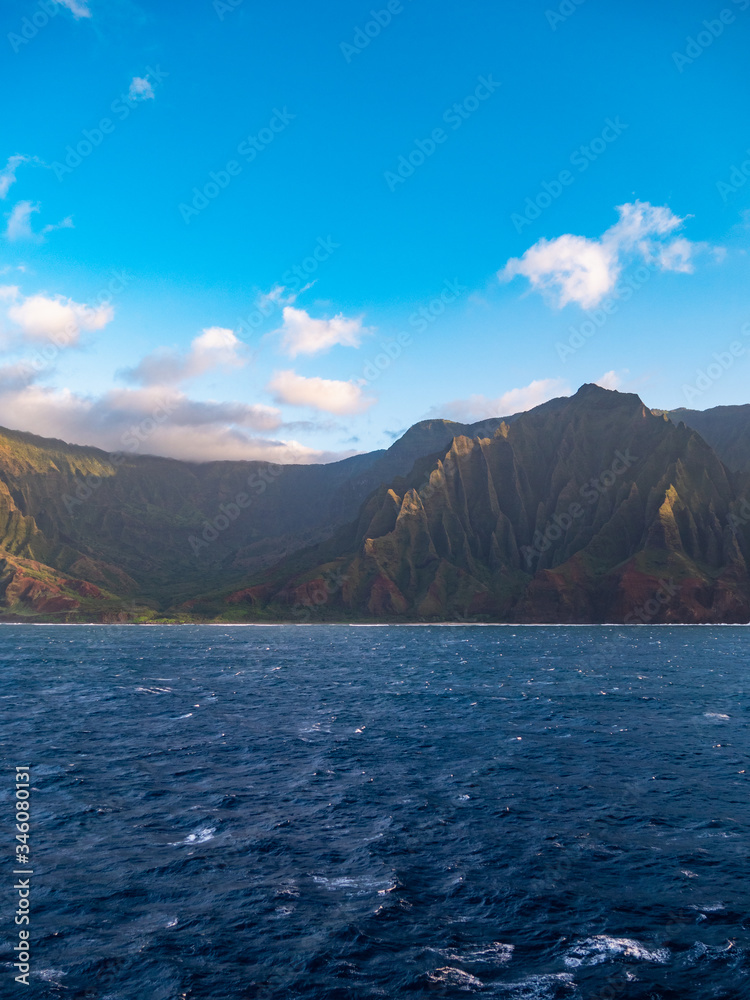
1 625 749 999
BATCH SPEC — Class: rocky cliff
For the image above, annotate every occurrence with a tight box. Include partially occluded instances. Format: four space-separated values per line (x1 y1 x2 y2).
0 386 749 622
231 386 750 623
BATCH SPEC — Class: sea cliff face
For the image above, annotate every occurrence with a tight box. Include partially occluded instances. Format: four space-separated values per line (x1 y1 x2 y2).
0 385 749 622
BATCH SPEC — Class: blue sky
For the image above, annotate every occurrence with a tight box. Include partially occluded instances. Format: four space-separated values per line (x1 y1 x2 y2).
1 0 750 462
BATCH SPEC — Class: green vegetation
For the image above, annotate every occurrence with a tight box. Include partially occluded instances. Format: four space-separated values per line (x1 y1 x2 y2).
0 386 749 623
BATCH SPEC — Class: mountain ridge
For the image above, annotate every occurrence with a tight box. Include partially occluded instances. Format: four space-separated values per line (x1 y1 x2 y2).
0 385 749 622
217 386 750 624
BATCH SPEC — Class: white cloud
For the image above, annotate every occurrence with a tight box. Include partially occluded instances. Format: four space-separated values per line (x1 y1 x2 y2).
0 286 353 464
0 382 337 463
500 201 708 309
128 76 154 102
268 369 376 415
430 378 571 423
656 237 695 273
595 369 628 391
5 201 38 241
4 288 113 345
124 327 246 386
274 306 371 357
5 201 73 242
0 155 33 200
56 0 92 17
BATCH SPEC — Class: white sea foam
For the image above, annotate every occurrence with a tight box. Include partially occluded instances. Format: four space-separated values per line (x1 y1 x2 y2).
36 969 67 984
564 935 669 968
492 972 576 997
170 826 216 846
312 874 395 895
439 942 514 964
427 966 484 989
298 721 333 734
685 940 738 963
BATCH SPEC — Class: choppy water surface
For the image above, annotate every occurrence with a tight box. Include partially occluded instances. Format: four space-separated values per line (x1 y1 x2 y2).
1 625 749 999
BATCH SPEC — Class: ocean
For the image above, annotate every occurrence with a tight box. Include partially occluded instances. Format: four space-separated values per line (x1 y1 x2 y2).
2 625 748 998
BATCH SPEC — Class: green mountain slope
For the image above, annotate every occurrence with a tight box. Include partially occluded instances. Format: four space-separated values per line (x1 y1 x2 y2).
228 386 750 624
1 387 749 622
0 416 520 616
663 404 750 475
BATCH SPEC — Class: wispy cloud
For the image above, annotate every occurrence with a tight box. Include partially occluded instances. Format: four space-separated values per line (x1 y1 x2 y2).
268 369 376 414
257 284 307 310
500 201 710 309
429 377 570 423
274 306 372 357
0 155 34 200
4 201 73 242
56 0 92 19
122 327 246 386
0 381 331 463
595 369 628 391
5 201 38 241
43 216 74 236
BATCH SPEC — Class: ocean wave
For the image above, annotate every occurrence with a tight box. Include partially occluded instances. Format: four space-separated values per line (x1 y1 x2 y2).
427 966 484 989
311 874 395 896
564 935 669 968
685 940 740 965
492 972 576 998
170 826 216 846
439 942 515 964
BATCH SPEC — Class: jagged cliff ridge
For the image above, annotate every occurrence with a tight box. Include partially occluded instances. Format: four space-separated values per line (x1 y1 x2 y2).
0 385 749 622
0 414 513 618
661 404 750 476
234 386 750 624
